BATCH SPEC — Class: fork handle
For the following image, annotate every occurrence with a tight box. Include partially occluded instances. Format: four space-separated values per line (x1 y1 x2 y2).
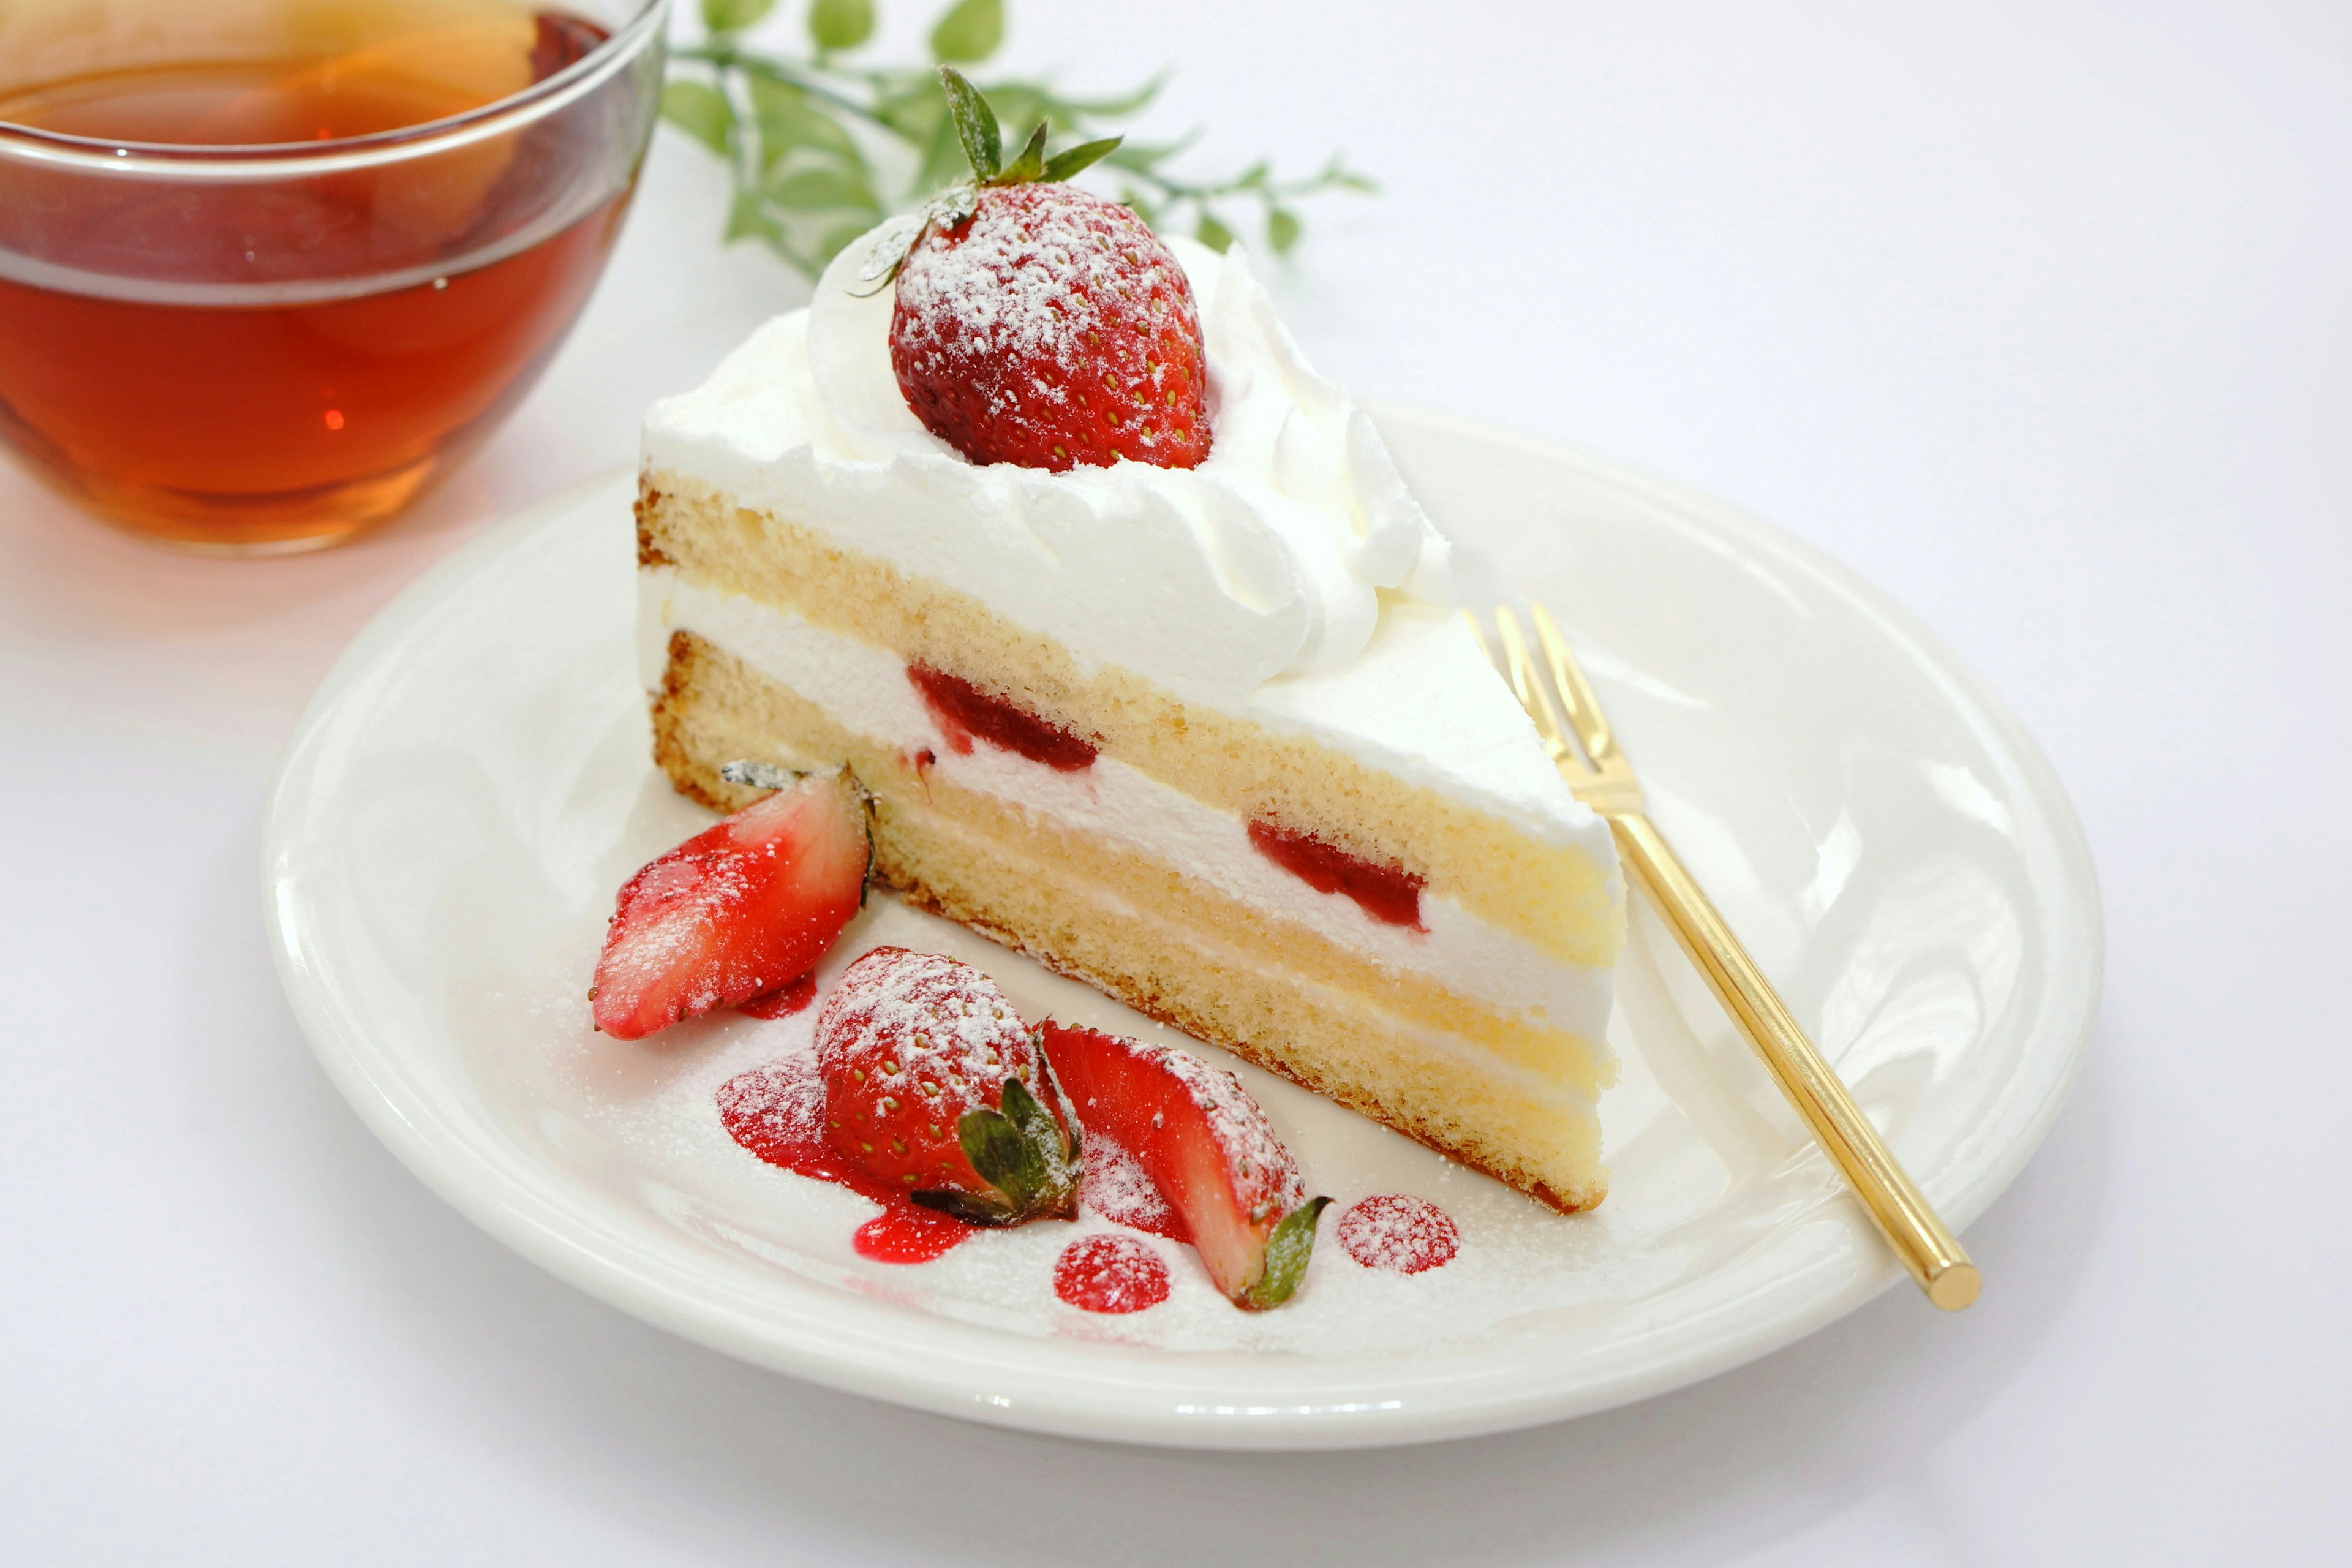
1608 810 1981 1310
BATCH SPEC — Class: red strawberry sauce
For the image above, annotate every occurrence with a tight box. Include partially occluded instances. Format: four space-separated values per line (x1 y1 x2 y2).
908 665 1097 772
717 1055 975 1264
1246 821 1426 929
1054 1234 1170 1314
1336 1194 1458 1274
734 974 818 1019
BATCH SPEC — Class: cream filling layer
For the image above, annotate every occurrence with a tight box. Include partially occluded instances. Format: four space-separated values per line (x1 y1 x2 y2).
914 800 1602 1115
643 567 1613 1046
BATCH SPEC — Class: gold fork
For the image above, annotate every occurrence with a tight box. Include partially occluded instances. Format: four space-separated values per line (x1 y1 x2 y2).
1471 603 1980 1311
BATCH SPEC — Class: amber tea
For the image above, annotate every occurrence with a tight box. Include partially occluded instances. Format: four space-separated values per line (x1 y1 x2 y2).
0 0 660 550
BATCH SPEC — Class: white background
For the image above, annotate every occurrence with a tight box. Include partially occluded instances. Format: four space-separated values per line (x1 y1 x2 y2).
4 1 2347 1562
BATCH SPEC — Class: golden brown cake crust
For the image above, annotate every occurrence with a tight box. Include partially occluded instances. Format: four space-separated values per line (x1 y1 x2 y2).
649 625 1608 1214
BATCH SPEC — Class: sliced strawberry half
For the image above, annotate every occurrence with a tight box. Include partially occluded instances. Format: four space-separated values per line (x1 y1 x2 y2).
590 765 870 1040
1039 1023 1330 1310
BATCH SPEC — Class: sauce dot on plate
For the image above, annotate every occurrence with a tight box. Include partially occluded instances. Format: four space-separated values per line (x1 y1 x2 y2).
1054 1233 1170 1313
1337 1194 1459 1275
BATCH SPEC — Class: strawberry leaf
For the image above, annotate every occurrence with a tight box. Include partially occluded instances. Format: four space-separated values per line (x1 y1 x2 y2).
1238 1196 1331 1311
995 120 1049 184
958 1103 1029 1200
1000 1076 1080 1205
937 66 1000 181
948 1077 1080 1223
1042 136 1122 183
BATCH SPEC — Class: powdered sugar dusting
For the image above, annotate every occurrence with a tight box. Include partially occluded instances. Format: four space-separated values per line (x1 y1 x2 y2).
888 183 1209 470
1053 1232 1171 1314
815 945 1038 1099
1082 1132 1184 1240
1336 1194 1460 1275
715 1051 826 1151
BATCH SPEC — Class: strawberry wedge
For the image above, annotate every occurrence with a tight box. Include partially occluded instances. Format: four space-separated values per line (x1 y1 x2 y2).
1039 1023 1330 1310
590 766 869 1039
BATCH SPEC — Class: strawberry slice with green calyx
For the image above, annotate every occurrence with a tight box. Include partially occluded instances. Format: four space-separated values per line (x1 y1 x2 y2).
1039 1022 1330 1310
911 1073 1084 1227
589 764 870 1040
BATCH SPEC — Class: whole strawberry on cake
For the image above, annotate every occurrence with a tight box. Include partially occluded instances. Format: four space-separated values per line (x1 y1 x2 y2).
636 70 1626 1213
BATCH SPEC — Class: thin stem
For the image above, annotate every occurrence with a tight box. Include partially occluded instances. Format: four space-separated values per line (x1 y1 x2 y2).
667 29 1370 276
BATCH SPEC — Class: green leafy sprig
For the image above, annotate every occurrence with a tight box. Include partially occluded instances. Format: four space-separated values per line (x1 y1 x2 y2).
661 0 1376 276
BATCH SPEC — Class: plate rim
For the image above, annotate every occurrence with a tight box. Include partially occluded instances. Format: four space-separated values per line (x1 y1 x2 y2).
263 413 2102 1450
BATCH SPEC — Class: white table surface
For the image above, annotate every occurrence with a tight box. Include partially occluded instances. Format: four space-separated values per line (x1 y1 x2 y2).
6 2 2347 1562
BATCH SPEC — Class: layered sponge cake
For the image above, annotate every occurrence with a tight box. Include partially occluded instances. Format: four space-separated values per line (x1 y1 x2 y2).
635 212 1624 1211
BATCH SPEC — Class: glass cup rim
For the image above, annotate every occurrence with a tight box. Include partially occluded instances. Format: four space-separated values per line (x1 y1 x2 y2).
0 0 669 179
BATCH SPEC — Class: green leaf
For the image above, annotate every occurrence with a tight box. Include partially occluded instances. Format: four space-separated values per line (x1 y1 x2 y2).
1044 73 1167 119
998 1077 1079 1203
700 0 775 35
935 65 1000 179
660 80 734 155
1238 1196 1330 1310
1267 206 1301 254
744 72 860 169
995 119 1049 184
958 1106 1030 1204
723 187 780 244
981 85 1047 133
874 78 948 142
1118 186 1161 225
806 0 873 51
764 165 879 211
918 104 974 192
1042 135 1121 183
1194 210 1235 252
929 0 1004 62
944 1078 1082 1224
1235 159 1269 190
1104 133 1196 173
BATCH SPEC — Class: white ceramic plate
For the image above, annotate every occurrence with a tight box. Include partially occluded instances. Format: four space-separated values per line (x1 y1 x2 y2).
264 410 2100 1450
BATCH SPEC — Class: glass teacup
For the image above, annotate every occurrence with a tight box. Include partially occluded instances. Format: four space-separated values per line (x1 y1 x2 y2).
0 0 667 552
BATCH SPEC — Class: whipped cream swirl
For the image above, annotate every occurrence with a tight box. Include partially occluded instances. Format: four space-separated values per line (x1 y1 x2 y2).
641 221 1452 706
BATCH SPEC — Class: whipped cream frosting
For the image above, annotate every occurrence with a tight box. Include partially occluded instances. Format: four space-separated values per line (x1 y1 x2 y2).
642 218 1611 858
645 225 1450 700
